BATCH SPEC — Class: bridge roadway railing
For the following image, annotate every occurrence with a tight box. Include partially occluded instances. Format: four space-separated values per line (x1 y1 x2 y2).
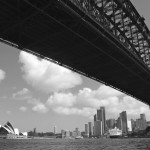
61 0 150 69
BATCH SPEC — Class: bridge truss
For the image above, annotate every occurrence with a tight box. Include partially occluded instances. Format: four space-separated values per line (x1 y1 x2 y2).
1 0 150 104
63 0 150 68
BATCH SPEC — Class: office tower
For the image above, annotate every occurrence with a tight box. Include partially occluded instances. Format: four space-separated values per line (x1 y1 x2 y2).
54 126 57 134
140 114 146 120
88 122 93 137
131 119 136 132
94 120 101 137
135 114 147 131
94 106 106 136
61 130 65 138
106 119 115 129
97 109 101 120
65 130 70 138
120 111 128 135
140 114 147 130
116 117 121 130
94 114 97 122
127 120 132 132
75 128 79 132
85 124 89 137
33 128 36 136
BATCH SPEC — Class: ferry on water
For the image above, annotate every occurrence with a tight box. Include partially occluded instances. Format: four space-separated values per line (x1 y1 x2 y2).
109 127 122 138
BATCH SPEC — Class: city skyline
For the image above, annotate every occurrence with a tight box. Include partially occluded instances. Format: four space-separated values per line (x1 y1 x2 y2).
0 0 150 133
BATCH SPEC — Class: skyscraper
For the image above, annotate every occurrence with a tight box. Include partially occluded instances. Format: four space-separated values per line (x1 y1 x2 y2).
106 119 115 129
94 106 106 136
135 114 147 131
85 124 89 137
54 126 57 134
100 107 106 135
88 122 93 137
94 114 97 122
140 113 147 130
120 111 128 135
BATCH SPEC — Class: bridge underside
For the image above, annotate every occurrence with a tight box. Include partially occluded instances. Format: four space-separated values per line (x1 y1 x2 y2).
1 0 150 104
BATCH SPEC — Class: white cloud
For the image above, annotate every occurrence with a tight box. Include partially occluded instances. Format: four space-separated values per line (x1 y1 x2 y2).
53 106 95 117
32 103 48 114
19 51 82 93
46 85 150 120
12 88 32 100
19 106 27 112
47 92 76 107
0 69 5 82
27 98 48 114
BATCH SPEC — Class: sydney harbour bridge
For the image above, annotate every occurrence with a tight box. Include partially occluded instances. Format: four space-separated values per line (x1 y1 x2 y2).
0 0 150 104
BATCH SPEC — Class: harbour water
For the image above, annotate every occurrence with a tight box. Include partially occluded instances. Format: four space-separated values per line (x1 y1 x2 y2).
0 138 150 150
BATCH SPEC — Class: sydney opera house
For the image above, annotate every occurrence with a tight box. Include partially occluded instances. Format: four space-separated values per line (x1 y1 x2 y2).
0 121 27 139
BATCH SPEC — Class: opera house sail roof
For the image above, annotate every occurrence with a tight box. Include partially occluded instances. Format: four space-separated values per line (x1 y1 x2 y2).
0 121 15 135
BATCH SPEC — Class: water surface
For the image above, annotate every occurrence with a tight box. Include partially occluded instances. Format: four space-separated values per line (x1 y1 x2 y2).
0 138 150 150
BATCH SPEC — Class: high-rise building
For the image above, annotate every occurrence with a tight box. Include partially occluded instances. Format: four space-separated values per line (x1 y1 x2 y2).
94 114 97 122
116 117 121 130
33 128 36 136
85 124 89 137
54 126 57 134
88 122 93 137
94 120 101 137
120 111 128 135
131 119 136 132
135 114 147 131
100 107 106 134
106 119 115 129
127 120 132 132
140 114 146 120
94 106 106 136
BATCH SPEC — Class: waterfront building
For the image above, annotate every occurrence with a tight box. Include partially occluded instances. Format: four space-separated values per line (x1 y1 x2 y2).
120 111 128 135
106 119 115 129
100 107 106 134
88 122 93 137
116 117 121 130
65 130 70 138
61 130 65 138
134 114 147 131
94 106 106 136
0 122 15 135
147 121 150 126
131 119 136 132
0 121 27 138
94 120 101 137
127 120 132 132
85 124 89 137
94 114 97 122
140 114 147 130
33 128 36 136
54 126 57 134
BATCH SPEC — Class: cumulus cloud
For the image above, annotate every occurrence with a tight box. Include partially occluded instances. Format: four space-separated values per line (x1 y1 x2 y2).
53 106 95 117
28 98 48 114
19 106 27 112
12 88 32 100
0 69 5 82
19 51 82 93
46 85 150 120
32 103 48 114
47 92 76 107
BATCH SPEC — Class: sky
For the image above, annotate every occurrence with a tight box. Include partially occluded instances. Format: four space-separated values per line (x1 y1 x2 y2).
0 0 150 133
